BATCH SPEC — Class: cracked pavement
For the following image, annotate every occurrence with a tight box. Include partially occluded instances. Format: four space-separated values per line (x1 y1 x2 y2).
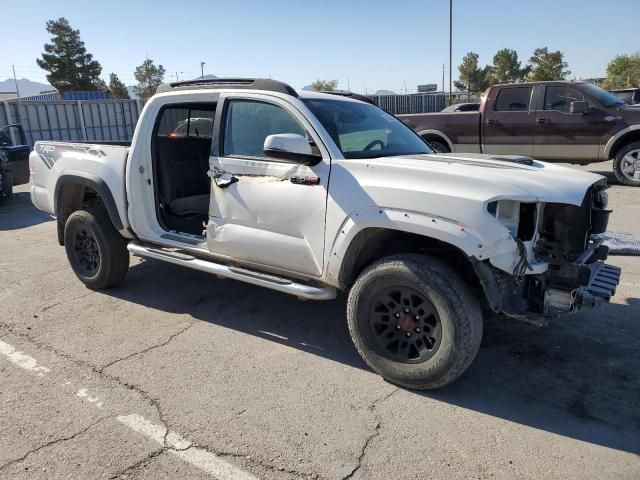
1 162 639 480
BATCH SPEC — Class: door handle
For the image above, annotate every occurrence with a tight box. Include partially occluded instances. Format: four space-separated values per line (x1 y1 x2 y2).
536 118 546 125
210 168 239 189
487 119 499 126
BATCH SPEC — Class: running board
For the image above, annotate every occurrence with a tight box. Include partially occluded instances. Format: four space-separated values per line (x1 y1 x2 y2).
127 242 337 301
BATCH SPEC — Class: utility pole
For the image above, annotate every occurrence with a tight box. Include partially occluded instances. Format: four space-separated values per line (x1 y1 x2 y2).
174 71 183 82
449 0 453 104
12 65 20 97
347 77 350 91
442 64 445 95
200 62 206 79
403 79 407 94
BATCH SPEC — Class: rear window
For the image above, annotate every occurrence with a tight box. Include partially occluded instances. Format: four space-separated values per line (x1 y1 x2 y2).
157 105 216 138
494 87 532 112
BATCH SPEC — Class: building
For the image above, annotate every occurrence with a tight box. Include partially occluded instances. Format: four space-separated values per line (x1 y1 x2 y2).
0 91 18 101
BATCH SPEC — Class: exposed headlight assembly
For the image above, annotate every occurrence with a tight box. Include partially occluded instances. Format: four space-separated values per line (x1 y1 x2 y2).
487 200 538 241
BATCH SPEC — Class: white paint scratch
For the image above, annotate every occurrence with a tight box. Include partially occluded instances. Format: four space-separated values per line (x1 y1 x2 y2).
0 339 50 376
77 388 103 408
117 414 259 480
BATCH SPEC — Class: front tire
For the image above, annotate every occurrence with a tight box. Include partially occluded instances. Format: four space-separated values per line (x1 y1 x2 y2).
613 141 640 187
347 254 483 390
64 207 129 289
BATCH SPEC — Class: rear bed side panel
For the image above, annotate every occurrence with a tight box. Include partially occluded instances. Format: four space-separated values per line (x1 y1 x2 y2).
30 142 131 234
398 112 481 153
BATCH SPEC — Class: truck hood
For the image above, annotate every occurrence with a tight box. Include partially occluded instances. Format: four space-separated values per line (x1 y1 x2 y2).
363 152 603 206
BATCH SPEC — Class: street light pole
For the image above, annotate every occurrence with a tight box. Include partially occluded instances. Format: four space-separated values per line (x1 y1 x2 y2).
200 62 205 79
449 0 452 104
12 65 20 98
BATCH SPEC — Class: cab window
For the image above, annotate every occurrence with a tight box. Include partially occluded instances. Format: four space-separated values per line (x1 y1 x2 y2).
494 87 532 112
543 86 584 113
222 100 306 159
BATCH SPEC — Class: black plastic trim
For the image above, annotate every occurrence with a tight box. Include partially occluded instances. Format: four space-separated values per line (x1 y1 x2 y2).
54 174 124 231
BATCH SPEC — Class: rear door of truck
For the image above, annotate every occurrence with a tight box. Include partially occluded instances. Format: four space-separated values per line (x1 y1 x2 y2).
481 85 535 156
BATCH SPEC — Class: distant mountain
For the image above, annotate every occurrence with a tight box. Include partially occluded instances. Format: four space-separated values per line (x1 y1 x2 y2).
374 89 397 96
0 78 53 97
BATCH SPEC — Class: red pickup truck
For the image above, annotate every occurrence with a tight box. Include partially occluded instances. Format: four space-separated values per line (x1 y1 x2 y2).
398 81 640 186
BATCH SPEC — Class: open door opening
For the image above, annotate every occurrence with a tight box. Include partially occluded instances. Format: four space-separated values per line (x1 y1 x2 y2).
152 103 216 236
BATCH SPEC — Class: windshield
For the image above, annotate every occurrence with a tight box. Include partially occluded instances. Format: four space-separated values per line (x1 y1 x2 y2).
302 98 432 159
579 82 626 107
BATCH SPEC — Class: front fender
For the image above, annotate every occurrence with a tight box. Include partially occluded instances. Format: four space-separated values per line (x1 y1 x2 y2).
324 206 510 286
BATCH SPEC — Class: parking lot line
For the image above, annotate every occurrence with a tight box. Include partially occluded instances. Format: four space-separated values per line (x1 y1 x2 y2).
0 339 50 376
0 338 260 480
118 414 260 480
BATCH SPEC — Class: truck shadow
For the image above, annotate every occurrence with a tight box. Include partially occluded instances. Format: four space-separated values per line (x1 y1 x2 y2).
0 192 53 230
105 259 640 455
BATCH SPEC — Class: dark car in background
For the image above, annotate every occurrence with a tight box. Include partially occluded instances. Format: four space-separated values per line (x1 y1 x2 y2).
399 81 640 186
441 102 480 112
609 88 640 106
0 124 30 201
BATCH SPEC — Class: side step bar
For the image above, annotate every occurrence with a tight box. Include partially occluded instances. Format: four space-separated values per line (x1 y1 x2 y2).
127 241 337 301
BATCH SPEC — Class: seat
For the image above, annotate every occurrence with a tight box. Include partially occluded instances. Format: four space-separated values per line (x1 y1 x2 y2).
169 194 210 215
155 136 212 217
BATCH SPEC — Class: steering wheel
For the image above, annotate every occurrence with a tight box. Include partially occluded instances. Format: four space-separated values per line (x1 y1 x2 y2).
363 139 385 151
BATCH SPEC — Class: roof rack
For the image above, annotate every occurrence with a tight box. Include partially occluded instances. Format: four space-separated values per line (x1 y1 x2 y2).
156 78 298 97
320 90 376 105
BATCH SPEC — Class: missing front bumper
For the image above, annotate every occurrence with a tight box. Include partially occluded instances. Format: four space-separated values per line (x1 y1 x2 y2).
544 261 621 315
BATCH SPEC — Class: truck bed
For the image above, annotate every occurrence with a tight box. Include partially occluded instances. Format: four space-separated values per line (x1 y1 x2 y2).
398 111 481 153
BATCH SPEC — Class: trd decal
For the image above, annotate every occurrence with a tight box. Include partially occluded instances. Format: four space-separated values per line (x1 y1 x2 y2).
35 143 107 169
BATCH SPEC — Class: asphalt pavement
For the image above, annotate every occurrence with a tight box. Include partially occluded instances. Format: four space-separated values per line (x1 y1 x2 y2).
1 160 638 479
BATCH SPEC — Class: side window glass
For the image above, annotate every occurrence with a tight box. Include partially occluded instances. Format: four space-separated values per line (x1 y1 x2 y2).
223 100 306 158
494 87 532 112
544 86 584 113
157 107 215 138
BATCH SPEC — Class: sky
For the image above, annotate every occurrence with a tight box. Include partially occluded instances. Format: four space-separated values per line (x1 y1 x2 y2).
1 0 638 94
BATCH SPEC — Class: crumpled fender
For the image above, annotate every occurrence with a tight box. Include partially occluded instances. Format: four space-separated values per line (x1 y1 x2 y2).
323 206 522 286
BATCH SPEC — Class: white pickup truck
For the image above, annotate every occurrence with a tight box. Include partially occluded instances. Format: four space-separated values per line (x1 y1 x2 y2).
30 78 620 389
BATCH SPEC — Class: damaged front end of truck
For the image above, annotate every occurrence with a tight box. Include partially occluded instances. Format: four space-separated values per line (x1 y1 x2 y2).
474 180 621 321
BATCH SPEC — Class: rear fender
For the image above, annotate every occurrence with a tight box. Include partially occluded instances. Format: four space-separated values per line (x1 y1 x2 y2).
54 173 127 234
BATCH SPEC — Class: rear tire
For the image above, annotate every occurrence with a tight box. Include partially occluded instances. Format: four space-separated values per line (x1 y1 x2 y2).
613 141 640 187
64 207 129 289
347 254 483 390
425 139 450 154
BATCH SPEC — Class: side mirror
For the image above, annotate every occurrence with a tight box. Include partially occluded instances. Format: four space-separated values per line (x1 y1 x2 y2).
264 133 321 166
570 100 590 114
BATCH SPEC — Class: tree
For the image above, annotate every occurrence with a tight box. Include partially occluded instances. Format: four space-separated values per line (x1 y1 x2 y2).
311 79 338 91
108 73 130 99
605 52 640 88
487 48 530 84
454 52 489 97
93 78 108 92
528 47 571 81
36 18 103 92
133 59 166 101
